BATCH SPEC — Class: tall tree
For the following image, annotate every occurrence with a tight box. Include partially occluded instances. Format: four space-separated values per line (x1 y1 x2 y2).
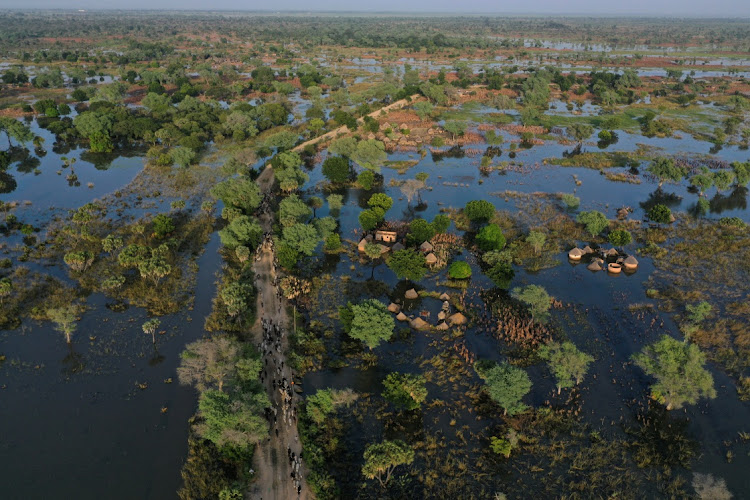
362 440 415 487
538 341 594 394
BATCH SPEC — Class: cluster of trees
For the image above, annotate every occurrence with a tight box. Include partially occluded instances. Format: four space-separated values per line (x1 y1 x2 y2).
177 335 268 499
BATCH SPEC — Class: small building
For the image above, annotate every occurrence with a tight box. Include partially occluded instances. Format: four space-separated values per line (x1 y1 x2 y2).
587 260 603 272
425 252 438 265
419 241 434 253
410 317 430 330
357 239 368 252
448 312 467 325
568 248 584 260
439 292 450 301
396 312 409 322
387 303 401 314
435 322 450 331
405 288 419 300
375 230 397 243
392 242 405 252
623 255 639 271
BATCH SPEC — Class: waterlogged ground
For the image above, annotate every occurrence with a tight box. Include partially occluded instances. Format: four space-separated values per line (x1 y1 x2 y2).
293 128 750 496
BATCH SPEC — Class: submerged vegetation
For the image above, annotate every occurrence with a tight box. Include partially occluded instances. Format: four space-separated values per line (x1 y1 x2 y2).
0 10 749 500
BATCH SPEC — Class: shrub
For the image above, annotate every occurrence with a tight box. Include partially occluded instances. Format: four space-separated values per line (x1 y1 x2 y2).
577 210 608 236
448 261 472 279
608 229 632 247
648 204 672 224
718 216 744 228
464 200 495 222
152 214 175 238
561 193 580 209
475 224 506 251
64 251 94 272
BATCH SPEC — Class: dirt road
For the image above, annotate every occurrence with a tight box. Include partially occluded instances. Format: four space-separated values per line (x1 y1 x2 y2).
249 165 311 500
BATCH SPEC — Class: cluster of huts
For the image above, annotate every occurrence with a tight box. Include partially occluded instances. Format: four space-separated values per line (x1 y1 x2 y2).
358 230 439 266
386 291 467 331
568 246 639 274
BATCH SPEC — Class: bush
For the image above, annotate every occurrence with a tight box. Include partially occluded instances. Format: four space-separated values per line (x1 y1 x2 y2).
718 216 744 228
648 204 672 224
324 233 341 251
464 200 495 222
577 210 608 236
475 224 506 251
152 214 175 238
357 170 375 190
322 156 349 184
561 193 580 209
608 229 632 246
448 261 472 279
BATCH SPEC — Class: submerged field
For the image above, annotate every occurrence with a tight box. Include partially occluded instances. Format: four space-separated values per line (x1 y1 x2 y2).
0 12 749 500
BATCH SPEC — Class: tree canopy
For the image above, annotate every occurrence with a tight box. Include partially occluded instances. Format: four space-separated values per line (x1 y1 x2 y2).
348 299 395 350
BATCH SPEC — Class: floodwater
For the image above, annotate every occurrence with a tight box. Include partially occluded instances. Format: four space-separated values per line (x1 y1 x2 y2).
296 127 750 496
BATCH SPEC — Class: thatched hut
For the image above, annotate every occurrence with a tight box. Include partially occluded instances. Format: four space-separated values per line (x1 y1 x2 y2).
587 260 603 272
435 322 449 331
357 239 368 252
425 253 437 265
448 312 467 325
568 247 584 260
582 245 594 254
411 317 430 330
387 303 401 314
392 242 405 251
439 292 450 301
396 312 409 322
605 248 619 257
379 244 390 255
405 288 419 300
623 255 639 271
437 311 447 321
419 241 434 253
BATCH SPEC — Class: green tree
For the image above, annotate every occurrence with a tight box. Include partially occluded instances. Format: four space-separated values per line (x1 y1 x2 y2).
538 341 594 394
464 200 495 222
443 120 467 141
328 137 357 158
568 123 594 143
322 156 350 184
608 228 632 247
382 372 427 410
511 285 551 322
387 249 427 282
142 318 161 344
305 388 358 425
219 216 263 250
47 305 77 344
349 299 395 350
526 231 546 255
352 139 387 172
220 282 254 320
171 147 197 168
358 208 382 231
732 161 750 187
282 223 320 256
712 170 735 192
368 193 393 213
210 178 262 214
362 440 415 487
647 158 686 187
577 210 609 236
476 224 506 251
152 214 175 238
327 194 344 212
633 335 716 410
690 173 714 196
407 218 436 245
196 389 268 450
648 204 673 224
279 194 312 227
474 360 532 416
432 214 450 233
357 170 375 190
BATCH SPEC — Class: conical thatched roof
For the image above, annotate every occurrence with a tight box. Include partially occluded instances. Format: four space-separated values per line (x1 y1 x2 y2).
396 312 408 322
419 241 434 253
582 245 594 254
605 248 619 257
439 293 450 301
410 317 429 330
358 239 368 252
568 247 584 260
587 261 603 271
437 311 447 321
379 244 390 254
387 303 401 313
435 322 450 331
405 288 419 300
425 252 437 264
442 301 450 310
392 242 405 251
448 312 467 325
623 255 639 270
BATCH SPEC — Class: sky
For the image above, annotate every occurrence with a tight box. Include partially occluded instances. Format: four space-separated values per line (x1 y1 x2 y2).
0 0 749 17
